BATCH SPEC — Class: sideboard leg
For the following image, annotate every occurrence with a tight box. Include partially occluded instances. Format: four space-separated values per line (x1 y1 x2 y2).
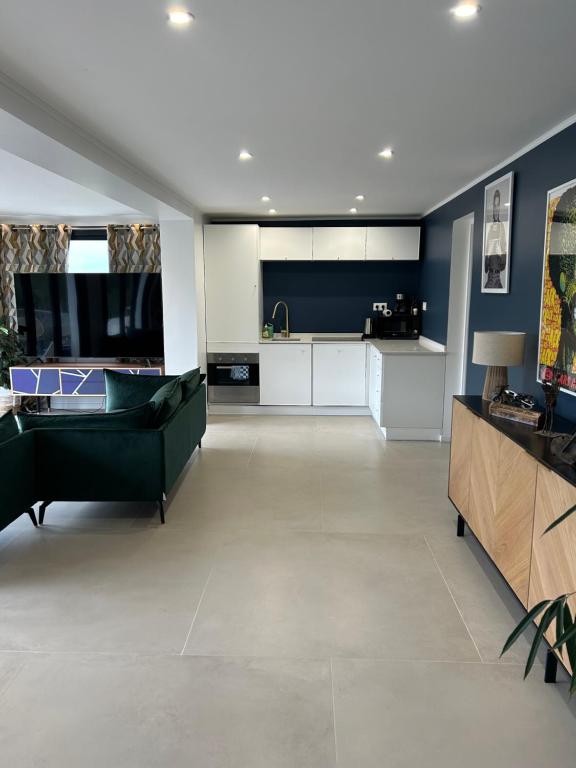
39 501 52 526
545 650 558 683
457 513 465 537
27 508 38 527
158 500 166 525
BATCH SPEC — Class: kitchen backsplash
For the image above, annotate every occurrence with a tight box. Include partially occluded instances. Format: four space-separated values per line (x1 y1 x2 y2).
262 261 420 333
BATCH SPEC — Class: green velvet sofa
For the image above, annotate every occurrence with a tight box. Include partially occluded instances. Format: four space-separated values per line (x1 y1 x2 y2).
0 428 39 531
0 379 206 531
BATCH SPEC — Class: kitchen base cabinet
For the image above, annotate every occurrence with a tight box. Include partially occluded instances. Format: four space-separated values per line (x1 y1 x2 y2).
312 344 367 406
259 344 312 405
368 346 382 423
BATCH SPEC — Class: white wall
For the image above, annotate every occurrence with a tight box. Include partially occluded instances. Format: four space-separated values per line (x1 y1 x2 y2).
159 219 199 374
194 223 207 372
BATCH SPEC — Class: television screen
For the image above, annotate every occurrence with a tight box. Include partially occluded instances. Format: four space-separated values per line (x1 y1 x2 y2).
15 273 164 359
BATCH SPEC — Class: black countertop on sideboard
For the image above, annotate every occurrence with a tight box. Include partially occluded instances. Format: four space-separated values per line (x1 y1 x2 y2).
455 395 576 489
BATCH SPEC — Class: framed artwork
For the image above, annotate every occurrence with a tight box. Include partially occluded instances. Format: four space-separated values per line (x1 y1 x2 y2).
482 172 514 294
537 177 576 395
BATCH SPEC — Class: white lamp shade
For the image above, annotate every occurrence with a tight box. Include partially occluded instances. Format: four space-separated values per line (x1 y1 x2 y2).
472 332 526 367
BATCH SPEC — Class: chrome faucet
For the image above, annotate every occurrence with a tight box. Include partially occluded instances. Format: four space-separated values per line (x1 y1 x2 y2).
271 300 290 338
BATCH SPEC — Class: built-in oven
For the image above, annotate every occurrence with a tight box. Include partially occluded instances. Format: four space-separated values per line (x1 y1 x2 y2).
207 353 260 404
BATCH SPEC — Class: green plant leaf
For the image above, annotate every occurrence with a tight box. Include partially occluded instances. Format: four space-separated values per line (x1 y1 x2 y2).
543 504 576 535
570 670 576 697
562 605 576 674
553 622 576 649
524 603 558 679
500 599 552 657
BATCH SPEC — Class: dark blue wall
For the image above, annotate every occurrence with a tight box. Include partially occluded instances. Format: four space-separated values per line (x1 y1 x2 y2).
420 122 576 420
262 261 420 333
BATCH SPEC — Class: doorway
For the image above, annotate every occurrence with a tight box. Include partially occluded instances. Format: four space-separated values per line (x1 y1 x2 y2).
443 213 474 440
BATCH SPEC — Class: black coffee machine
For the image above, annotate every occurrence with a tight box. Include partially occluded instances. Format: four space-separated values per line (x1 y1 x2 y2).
363 294 421 340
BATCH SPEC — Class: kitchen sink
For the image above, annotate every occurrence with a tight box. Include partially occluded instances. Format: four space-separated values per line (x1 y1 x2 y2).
269 337 301 341
311 336 363 342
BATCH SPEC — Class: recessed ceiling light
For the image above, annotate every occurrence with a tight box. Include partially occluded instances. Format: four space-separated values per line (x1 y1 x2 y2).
261 195 271 202
268 208 277 215
167 9 195 25
349 207 358 214
378 147 394 160
450 3 481 20
355 195 365 201
238 149 253 161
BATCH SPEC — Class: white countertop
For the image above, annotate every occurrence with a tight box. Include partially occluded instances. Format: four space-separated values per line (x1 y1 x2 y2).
259 333 445 355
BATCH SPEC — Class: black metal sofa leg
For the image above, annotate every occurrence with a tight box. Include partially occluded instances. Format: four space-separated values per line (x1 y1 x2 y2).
158 500 166 525
39 501 52 526
457 513 465 537
27 508 38 527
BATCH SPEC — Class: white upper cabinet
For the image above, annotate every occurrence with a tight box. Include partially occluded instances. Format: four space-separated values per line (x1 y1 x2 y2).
365 227 421 261
260 227 313 261
312 227 366 261
204 225 260 343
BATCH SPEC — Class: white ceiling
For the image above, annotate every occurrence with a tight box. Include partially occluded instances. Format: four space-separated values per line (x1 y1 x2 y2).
0 148 140 221
0 0 575 217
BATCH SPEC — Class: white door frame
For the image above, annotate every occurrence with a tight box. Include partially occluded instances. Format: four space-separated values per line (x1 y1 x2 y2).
443 212 474 440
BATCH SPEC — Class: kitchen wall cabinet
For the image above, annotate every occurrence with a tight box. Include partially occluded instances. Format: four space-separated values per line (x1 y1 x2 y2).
260 227 313 261
259 344 312 405
204 225 260 343
312 227 366 261
365 227 421 261
312 344 367 406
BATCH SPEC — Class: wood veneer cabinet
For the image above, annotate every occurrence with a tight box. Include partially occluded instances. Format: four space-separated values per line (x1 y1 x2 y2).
529 466 576 671
450 399 538 607
448 400 476 517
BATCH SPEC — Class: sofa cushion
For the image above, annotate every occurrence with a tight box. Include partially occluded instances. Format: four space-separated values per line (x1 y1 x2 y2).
105 369 177 412
17 402 155 432
149 379 183 426
0 411 19 444
180 368 201 399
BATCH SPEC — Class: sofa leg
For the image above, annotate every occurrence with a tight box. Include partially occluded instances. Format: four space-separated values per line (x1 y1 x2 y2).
158 500 166 525
27 508 38 527
39 501 52 526
199 439 202 449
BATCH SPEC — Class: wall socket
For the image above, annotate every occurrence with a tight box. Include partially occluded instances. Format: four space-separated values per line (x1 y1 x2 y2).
422 301 428 311
372 302 387 312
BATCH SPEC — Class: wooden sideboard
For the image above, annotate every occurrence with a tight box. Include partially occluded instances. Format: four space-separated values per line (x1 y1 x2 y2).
449 396 576 677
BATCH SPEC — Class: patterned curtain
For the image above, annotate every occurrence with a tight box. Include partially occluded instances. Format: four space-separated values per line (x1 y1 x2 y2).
0 224 71 329
107 224 161 273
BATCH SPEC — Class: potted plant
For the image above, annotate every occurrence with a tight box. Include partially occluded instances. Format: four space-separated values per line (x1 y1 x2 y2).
0 319 26 391
502 504 576 694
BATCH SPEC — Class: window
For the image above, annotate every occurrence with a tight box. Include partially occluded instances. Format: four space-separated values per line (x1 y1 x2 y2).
67 228 108 273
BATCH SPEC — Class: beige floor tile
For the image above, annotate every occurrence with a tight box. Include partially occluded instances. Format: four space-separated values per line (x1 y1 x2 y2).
0 654 336 768
183 530 479 660
332 658 576 768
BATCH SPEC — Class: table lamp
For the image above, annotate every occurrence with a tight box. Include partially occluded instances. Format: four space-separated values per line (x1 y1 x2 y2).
472 331 526 401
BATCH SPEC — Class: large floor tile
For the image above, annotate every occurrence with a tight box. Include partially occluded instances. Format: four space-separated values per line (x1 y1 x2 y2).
0 527 217 653
0 654 336 768
425 531 534 663
332 658 576 768
183 530 479 660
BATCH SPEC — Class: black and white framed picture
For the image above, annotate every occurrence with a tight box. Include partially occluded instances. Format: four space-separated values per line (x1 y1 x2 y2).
482 172 514 294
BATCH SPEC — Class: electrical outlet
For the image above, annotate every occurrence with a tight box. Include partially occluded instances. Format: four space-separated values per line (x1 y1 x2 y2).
422 301 428 311
373 302 386 312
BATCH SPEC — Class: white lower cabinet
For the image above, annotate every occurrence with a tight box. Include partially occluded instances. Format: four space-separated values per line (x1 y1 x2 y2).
259 344 312 405
368 346 383 423
312 344 367 406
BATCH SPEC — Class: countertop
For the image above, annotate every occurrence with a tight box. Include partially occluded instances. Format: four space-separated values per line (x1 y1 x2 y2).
259 333 445 356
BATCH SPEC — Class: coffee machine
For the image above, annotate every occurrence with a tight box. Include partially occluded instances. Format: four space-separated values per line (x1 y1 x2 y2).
363 294 421 340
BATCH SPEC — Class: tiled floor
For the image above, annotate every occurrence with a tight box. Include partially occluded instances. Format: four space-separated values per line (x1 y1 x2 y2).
0 415 574 766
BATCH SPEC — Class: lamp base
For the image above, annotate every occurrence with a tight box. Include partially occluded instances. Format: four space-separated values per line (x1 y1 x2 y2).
482 365 508 401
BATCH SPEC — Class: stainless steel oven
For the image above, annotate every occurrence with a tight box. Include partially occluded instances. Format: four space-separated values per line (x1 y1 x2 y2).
207 353 260 404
